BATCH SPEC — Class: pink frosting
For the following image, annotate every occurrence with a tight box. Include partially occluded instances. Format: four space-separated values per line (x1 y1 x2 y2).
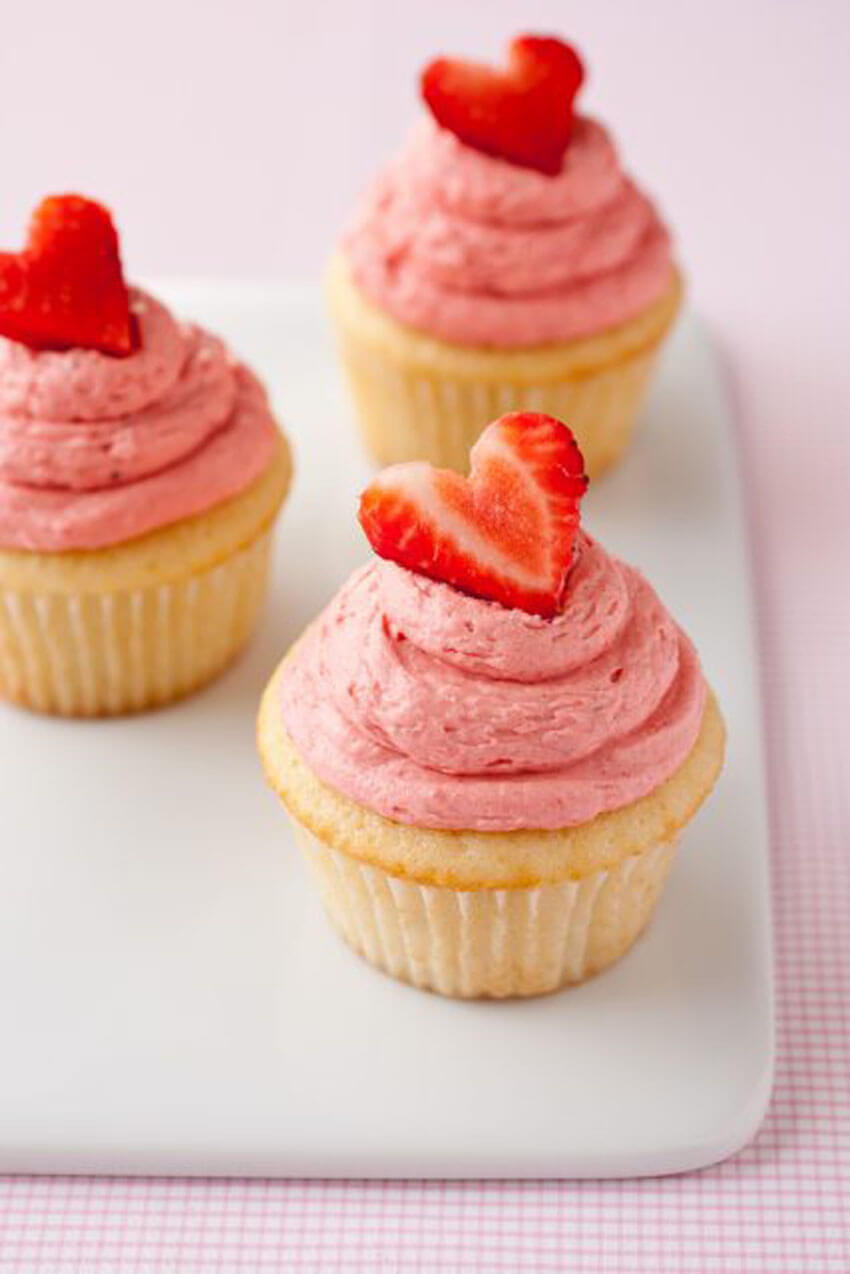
279 534 706 832
343 116 674 348
0 289 281 552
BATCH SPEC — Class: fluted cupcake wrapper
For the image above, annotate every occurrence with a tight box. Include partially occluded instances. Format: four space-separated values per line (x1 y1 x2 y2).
327 254 683 479
336 333 664 478
291 820 679 999
0 528 273 717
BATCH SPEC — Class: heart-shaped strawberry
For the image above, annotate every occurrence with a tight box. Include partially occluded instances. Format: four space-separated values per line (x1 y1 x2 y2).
0 195 134 356
359 413 588 618
421 35 584 176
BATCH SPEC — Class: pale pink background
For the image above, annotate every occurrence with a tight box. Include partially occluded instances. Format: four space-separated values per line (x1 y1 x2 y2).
1 2 849 1269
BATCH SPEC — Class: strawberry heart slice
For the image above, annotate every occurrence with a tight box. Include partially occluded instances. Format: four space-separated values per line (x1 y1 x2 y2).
359 413 588 618
0 195 133 356
421 34 584 176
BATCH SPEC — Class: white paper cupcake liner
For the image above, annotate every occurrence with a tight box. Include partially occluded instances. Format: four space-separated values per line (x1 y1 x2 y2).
327 252 682 478
0 528 273 716
338 338 661 477
290 820 679 998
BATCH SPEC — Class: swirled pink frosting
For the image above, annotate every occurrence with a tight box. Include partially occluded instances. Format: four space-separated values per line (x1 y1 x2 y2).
343 116 674 348
0 288 281 552
279 534 706 831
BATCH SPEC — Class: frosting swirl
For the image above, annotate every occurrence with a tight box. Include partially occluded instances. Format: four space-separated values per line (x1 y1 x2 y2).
279 535 706 831
343 116 674 348
0 289 280 551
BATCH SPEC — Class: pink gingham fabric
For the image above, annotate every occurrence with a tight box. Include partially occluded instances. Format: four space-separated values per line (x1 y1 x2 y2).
0 331 848 1270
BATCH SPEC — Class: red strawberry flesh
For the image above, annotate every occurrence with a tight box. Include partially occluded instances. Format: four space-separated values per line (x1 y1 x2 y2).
0 195 134 356
421 34 584 176
358 413 588 618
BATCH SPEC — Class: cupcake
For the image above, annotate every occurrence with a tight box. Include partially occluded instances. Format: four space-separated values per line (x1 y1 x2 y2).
328 34 682 478
0 195 291 716
258 413 723 998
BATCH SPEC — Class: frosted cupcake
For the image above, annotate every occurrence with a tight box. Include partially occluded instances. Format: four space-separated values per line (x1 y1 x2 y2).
0 195 291 716
328 34 681 478
258 413 723 998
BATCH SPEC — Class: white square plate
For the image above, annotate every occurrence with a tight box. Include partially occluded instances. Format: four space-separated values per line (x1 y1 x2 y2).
0 284 773 1177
